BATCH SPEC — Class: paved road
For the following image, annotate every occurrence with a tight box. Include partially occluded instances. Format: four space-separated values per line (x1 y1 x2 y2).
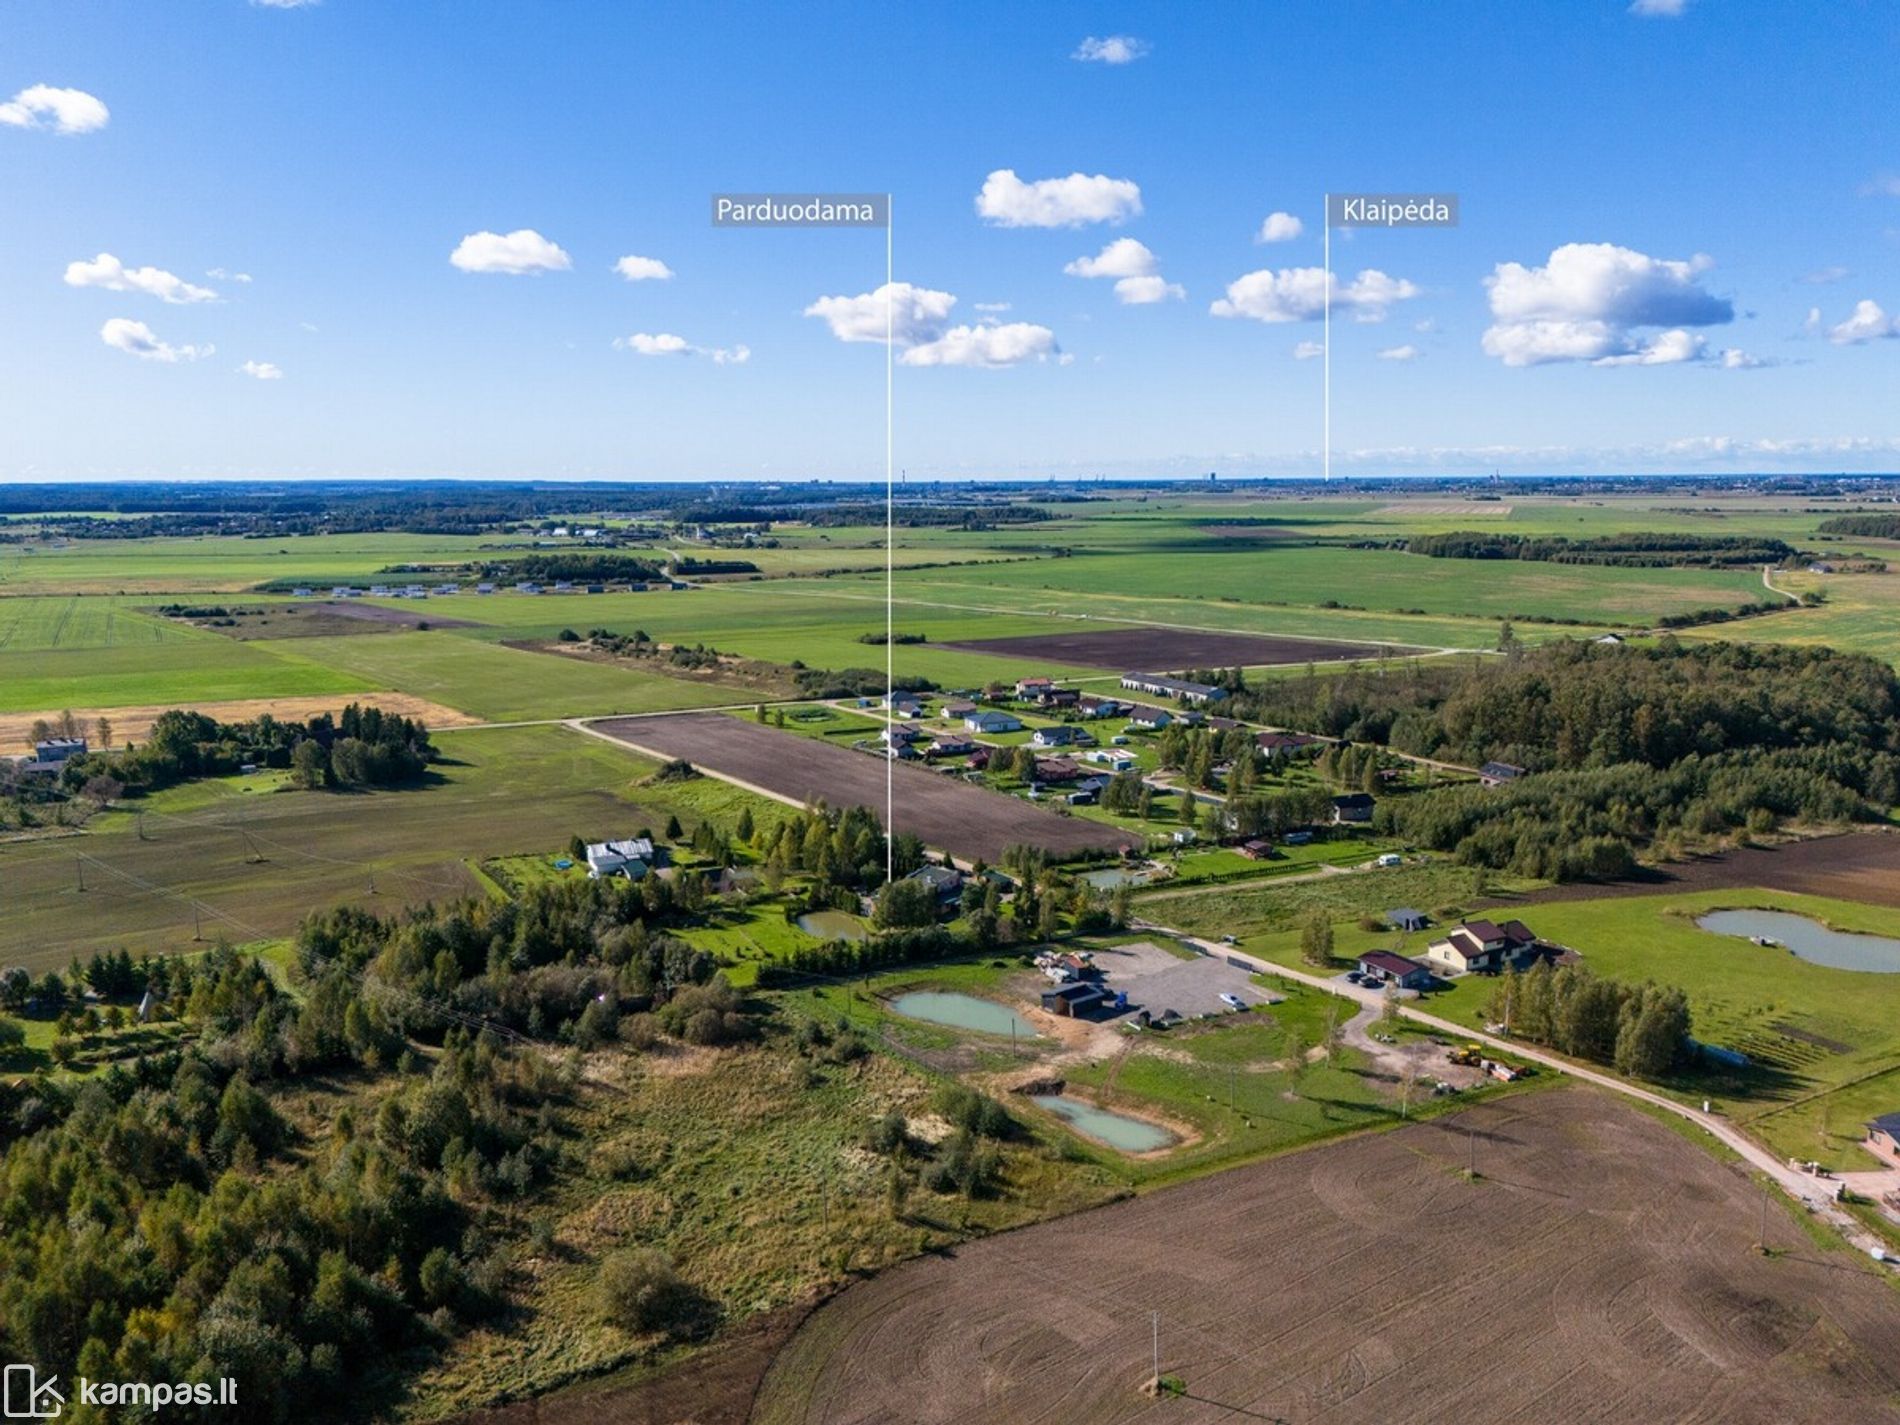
1133 915 1899 1263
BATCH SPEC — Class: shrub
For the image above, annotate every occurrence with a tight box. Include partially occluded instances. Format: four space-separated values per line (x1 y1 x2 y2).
598 1248 694 1334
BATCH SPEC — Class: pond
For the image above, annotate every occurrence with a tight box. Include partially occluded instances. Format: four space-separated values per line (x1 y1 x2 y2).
1080 866 1153 890
796 910 868 942
889 991 1039 1039
1696 909 1900 974
1029 1094 1178 1153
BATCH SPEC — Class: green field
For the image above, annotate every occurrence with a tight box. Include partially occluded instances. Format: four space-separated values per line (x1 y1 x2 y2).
0 595 219 651
1219 885 1900 1168
0 638 377 714
0 723 789 967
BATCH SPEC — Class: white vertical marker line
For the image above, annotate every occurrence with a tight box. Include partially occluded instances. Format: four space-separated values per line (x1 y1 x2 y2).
1323 193 1330 484
885 194 894 884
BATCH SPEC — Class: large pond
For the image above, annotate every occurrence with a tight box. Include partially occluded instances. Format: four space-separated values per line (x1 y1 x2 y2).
890 991 1039 1038
1697 909 1900 974
796 910 868 942
1029 1094 1178 1153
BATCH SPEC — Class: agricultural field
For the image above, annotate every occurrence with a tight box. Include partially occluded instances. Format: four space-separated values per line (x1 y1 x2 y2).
750 1088 1900 1425
0 723 789 968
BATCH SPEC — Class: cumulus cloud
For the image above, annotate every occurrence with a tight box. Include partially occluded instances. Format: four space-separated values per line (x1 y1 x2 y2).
100 318 211 363
975 169 1142 228
0 84 109 134
1629 0 1687 14
1292 340 1325 360
1717 348 1773 369
65 253 217 305
1256 211 1303 244
449 229 571 275
1064 239 1181 303
613 254 674 282
804 282 1056 367
902 323 1059 368
239 359 284 380
614 332 749 363
803 282 958 344
1378 344 1420 362
1210 266 1419 323
1072 35 1148 64
1827 299 1900 345
1480 242 1732 366
972 301 1012 313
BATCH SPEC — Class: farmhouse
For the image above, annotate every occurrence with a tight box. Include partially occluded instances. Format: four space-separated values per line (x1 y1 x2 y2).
1120 673 1228 705
1331 792 1376 824
965 709 1023 734
1031 725 1085 749
1865 1112 1900 1161
18 736 88 776
1480 761 1526 786
586 837 655 880
1357 951 1434 991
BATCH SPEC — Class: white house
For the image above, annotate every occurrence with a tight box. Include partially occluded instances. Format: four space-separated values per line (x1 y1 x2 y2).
965 710 1022 734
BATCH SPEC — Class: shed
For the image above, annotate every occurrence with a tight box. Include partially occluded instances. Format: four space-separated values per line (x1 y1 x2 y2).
1040 981 1112 1017
1386 907 1429 931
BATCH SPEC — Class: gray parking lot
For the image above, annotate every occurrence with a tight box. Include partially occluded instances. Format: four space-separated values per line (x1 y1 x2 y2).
1088 939 1276 1020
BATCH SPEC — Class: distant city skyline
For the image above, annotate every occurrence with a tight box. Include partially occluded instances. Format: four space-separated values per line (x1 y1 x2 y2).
2 0 1897 481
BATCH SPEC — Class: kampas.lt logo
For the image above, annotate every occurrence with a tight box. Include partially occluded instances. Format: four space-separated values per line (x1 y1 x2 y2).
3 1365 64 1419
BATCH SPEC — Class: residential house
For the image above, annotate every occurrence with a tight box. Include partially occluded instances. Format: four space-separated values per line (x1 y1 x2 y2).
1866 1112 1900 1161
1479 761 1526 786
1035 687 1079 710
18 736 88 777
942 699 978 719
586 838 656 880
1119 673 1228 704
965 709 1023 734
1331 792 1376 825
1031 724 1084 749
1256 730 1329 756
1238 838 1275 860
882 723 923 746
906 863 965 913
928 734 977 758
1077 695 1126 719
1357 951 1434 991
1014 676 1056 698
1124 703 1174 730
1032 756 1084 784
886 691 926 716
1422 918 1538 975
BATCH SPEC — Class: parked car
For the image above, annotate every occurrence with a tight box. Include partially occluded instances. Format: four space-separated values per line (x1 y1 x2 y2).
1219 992 1247 1011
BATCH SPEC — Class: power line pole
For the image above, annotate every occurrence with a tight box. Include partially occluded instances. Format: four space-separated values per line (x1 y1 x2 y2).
75 855 86 892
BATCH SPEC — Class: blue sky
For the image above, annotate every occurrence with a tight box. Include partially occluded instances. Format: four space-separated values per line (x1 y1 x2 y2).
2 0 1897 481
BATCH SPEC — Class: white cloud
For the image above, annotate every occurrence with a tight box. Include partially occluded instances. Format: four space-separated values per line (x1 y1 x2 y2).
1629 0 1687 15
449 229 571 275
239 359 284 380
1414 317 1439 334
1827 299 1900 345
1480 242 1731 366
804 282 958 344
613 254 675 282
1112 275 1184 304
1378 344 1420 362
1801 264 1850 285
975 169 1142 228
65 253 217 305
1210 266 1419 323
805 282 1058 366
1592 329 1705 366
251 0 321 8
1064 238 1157 280
1064 239 1181 303
901 322 1060 368
1256 211 1303 244
1292 340 1325 360
0 84 109 134
1717 348 1774 369
614 332 749 363
1072 35 1149 64
972 301 1012 313
100 318 211 363
1861 174 1900 198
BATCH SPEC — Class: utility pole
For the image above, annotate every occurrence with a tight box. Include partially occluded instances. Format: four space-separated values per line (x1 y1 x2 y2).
192 904 202 942
75 855 86 892
1758 1182 1770 1252
1152 1310 1160 1391
1469 1125 1477 1178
